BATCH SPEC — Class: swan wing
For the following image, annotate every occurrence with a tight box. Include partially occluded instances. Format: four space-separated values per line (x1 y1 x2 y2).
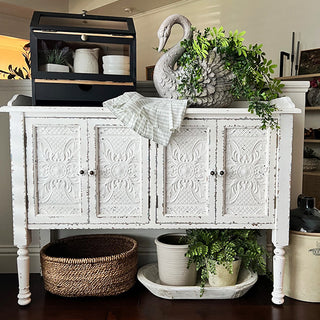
192 50 234 107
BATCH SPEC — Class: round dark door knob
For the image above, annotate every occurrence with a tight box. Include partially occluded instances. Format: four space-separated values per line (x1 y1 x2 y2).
210 171 215 176
89 170 95 176
79 170 85 175
219 171 225 176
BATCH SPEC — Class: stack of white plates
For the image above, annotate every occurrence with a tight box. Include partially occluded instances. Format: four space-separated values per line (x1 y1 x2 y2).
102 55 130 75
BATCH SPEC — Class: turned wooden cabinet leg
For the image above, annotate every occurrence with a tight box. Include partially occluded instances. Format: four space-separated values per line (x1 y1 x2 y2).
271 246 286 305
17 246 31 306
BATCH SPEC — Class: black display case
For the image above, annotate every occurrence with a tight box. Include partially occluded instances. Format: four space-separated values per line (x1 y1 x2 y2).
30 11 136 106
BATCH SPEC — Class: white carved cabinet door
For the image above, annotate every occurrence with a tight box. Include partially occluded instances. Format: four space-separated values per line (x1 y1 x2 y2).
88 120 149 224
25 118 88 224
157 120 216 224
215 119 277 225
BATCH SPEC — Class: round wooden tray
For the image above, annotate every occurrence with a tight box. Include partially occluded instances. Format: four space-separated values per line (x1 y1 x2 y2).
137 263 258 300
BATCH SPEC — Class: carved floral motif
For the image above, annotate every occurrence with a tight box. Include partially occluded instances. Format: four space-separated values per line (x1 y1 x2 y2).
98 128 141 217
35 125 81 216
225 128 269 216
165 128 208 217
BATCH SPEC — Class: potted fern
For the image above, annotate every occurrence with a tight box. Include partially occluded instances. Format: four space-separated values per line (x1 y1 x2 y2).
185 229 267 295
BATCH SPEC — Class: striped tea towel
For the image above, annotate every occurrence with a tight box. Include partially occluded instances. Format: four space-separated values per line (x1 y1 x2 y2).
103 92 188 146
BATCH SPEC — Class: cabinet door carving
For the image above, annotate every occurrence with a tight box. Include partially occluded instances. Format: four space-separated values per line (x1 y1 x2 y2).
88 120 149 224
216 119 277 225
157 120 216 224
26 118 88 224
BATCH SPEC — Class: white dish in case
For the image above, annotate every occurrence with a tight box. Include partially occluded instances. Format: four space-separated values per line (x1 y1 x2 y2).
102 55 130 64
103 69 130 75
137 263 258 300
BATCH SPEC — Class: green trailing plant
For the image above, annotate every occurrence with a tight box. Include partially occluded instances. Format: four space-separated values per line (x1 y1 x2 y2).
0 43 31 79
176 26 284 129
185 229 267 295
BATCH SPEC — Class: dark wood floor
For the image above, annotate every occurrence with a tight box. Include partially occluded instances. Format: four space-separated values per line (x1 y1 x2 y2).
1 274 319 320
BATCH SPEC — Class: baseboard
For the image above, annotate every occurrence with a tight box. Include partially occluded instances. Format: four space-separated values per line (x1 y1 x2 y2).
0 244 157 273
0 238 272 274
0 245 41 273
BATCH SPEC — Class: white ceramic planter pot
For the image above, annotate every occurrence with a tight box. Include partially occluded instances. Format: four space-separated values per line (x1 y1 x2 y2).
208 259 241 287
39 63 69 72
155 233 197 286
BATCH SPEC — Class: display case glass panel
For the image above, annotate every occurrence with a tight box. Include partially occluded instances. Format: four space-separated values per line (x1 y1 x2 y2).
38 16 129 31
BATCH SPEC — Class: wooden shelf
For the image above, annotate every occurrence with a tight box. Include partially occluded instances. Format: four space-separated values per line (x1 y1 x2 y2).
303 170 320 176
34 79 134 86
306 106 320 111
304 139 320 143
277 73 320 81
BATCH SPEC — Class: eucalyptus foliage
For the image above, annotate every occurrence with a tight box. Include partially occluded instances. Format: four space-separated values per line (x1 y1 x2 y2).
177 27 284 129
185 229 267 295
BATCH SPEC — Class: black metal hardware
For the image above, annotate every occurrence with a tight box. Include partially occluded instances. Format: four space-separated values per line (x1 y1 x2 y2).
79 170 85 175
279 51 290 77
89 170 95 176
219 171 225 176
210 171 215 176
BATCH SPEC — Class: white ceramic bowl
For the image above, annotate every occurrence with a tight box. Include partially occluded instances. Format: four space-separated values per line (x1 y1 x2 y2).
103 69 130 75
103 63 130 75
102 55 130 64
103 63 130 70
103 62 130 68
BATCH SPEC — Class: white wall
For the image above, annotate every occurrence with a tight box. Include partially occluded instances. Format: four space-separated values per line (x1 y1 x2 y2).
0 0 68 39
0 13 30 40
134 0 320 80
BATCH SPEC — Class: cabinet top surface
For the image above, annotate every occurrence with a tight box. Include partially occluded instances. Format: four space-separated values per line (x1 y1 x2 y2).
0 105 300 116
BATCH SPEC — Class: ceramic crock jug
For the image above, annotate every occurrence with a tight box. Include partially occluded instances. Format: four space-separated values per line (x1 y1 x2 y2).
73 48 99 74
290 194 320 233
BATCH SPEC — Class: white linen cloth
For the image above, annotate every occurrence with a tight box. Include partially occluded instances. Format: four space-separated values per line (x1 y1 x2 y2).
103 92 188 146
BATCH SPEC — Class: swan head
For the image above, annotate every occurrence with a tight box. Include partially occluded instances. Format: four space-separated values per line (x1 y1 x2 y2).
157 20 172 52
157 14 192 52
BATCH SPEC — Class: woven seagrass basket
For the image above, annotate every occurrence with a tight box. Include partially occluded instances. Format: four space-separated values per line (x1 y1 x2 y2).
40 234 138 297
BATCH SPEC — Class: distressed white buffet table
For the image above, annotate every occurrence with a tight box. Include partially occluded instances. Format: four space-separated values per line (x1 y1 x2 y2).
1 102 300 305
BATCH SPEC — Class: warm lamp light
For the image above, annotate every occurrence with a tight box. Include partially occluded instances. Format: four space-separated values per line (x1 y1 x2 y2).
0 35 29 79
